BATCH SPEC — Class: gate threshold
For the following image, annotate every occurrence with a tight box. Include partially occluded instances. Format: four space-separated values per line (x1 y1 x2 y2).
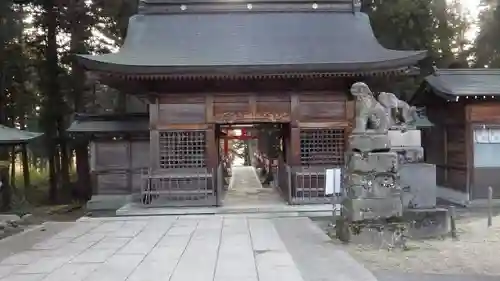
115 203 333 217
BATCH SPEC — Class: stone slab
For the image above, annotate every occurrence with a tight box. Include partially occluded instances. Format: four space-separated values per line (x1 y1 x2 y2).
348 133 390 153
400 163 437 208
115 202 333 217
344 197 403 221
404 208 449 239
391 146 424 163
345 173 399 199
273 217 378 281
84 254 145 281
388 129 421 147
347 151 398 173
86 195 132 212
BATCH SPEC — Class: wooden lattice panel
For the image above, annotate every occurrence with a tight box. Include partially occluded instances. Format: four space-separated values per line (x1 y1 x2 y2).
159 130 206 169
300 129 344 166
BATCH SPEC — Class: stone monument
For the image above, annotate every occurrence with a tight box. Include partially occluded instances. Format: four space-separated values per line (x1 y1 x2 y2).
337 82 444 242
342 82 403 225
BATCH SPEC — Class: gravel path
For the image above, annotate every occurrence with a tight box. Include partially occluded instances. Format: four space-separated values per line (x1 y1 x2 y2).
336 215 500 276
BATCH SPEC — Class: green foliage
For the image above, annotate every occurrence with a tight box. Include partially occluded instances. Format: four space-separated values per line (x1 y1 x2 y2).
473 0 500 67
364 0 471 68
362 0 471 99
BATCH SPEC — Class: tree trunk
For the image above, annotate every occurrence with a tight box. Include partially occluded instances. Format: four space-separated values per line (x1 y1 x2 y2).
10 148 15 190
0 58 10 210
19 117 30 191
70 0 91 200
43 0 60 204
21 144 29 190
58 133 70 188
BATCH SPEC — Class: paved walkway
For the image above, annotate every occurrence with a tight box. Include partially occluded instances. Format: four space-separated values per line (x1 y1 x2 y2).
223 166 283 206
0 215 376 281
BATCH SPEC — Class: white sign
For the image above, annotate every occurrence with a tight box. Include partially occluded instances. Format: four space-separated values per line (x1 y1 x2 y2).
474 129 490 143
325 168 342 195
489 129 500 143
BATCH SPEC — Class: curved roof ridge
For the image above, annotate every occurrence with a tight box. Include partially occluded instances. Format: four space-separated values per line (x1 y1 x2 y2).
78 11 426 76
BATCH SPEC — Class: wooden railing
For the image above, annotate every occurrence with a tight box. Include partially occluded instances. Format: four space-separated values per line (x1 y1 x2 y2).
276 160 342 205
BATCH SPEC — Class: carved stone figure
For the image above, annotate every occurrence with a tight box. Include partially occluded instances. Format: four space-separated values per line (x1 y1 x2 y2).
350 82 389 133
377 92 418 129
337 82 404 242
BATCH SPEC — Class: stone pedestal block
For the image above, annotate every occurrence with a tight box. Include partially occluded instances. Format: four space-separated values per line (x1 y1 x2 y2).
348 133 390 153
346 151 398 173
391 146 424 163
344 196 403 221
388 129 421 147
404 208 449 238
346 173 399 199
400 163 437 208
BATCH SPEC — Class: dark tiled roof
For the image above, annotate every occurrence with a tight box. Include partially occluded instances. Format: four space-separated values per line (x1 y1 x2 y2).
67 113 149 133
425 69 500 97
0 125 42 145
78 10 426 75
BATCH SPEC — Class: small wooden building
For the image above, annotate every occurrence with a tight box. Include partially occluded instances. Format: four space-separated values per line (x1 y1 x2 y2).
68 113 149 196
412 68 500 204
76 0 426 206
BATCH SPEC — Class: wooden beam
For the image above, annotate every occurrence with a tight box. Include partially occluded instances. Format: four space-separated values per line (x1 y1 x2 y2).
156 124 208 130
298 121 349 128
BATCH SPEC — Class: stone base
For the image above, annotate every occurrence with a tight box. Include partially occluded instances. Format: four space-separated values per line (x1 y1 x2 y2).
391 146 424 163
388 129 421 147
348 133 390 153
346 151 398 173
400 163 437 208
404 208 449 239
86 194 132 213
345 173 399 198
344 196 403 221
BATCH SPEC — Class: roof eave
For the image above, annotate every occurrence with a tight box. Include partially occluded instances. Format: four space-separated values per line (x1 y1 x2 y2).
76 51 427 77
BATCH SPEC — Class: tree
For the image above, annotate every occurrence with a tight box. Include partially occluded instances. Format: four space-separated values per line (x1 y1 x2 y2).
0 1 25 210
473 0 500 67
361 0 471 99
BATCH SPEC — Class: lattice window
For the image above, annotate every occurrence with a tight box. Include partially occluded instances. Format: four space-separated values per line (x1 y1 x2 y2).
159 130 206 169
300 129 344 166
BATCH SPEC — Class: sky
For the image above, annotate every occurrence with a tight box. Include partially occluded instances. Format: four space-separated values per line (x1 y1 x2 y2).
459 0 481 40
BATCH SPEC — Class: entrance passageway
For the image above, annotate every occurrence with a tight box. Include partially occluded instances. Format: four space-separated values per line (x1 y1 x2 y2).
223 166 283 206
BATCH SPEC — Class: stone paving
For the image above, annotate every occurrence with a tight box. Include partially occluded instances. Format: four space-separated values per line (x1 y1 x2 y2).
223 166 283 206
0 215 376 281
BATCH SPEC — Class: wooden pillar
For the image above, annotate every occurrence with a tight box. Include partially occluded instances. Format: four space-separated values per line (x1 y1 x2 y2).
289 127 301 166
223 139 229 156
465 104 473 199
344 100 355 144
149 98 160 171
21 143 30 190
75 138 91 200
206 124 217 170
289 94 301 166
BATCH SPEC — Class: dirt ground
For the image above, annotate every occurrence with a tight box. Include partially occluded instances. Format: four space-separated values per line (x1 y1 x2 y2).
0 204 86 241
317 209 500 276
